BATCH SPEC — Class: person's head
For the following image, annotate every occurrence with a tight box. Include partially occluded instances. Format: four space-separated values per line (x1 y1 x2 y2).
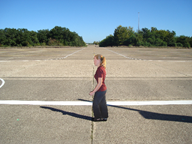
94 54 106 68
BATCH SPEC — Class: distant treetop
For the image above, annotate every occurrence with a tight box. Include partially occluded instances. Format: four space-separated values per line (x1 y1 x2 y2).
99 25 192 48
0 26 86 47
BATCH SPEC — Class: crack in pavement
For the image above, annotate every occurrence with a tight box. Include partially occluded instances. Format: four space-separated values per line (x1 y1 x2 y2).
91 47 96 144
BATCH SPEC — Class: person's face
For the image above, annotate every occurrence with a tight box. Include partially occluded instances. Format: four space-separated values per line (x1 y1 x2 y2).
94 57 100 66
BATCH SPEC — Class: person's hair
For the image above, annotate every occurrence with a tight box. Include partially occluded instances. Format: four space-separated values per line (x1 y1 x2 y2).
94 54 106 69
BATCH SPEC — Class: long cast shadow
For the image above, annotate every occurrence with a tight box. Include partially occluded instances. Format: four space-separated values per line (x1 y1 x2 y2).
40 106 92 121
78 99 192 123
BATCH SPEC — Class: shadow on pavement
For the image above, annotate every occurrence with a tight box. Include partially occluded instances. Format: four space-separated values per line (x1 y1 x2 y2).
40 106 92 121
78 99 192 123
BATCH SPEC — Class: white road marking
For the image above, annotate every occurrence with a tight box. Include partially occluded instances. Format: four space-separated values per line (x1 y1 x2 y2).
0 60 55 62
145 60 192 62
105 48 141 60
0 78 5 88
51 48 86 60
107 100 192 105
0 100 192 105
0 48 86 62
105 48 132 59
62 48 86 59
104 48 192 62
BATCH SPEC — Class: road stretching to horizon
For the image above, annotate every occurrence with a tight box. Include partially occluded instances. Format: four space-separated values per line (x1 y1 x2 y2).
0 45 192 144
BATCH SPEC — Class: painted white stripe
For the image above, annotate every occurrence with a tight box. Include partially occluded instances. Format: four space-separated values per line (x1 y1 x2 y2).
0 60 45 62
0 101 92 105
105 48 141 60
107 100 192 105
104 48 192 62
51 48 86 60
0 100 192 106
0 78 5 88
144 60 192 62
63 48 85 59
0 48 86 62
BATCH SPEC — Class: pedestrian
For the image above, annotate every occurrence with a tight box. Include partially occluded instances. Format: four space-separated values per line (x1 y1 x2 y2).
89 54 108 121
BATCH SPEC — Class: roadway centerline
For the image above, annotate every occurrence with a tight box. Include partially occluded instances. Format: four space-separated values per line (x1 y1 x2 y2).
0 100 192 105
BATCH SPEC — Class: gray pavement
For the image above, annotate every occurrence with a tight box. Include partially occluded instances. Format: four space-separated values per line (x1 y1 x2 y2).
0 105 92 144
0 45 192 144
105 47 192 60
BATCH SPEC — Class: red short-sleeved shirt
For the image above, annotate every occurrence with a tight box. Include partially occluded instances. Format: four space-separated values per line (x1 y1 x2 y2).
94 66 107 91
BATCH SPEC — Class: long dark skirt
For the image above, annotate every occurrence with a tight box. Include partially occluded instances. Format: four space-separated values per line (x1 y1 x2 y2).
92 90 108 119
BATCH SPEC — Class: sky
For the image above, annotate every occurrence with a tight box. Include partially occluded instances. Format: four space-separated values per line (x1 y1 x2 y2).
0 0 192 43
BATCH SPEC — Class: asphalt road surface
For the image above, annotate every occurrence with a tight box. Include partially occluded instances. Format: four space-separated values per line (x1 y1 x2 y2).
0 45 192 144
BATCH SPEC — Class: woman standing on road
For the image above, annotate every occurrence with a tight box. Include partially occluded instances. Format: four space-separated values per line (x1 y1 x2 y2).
89 54 108 121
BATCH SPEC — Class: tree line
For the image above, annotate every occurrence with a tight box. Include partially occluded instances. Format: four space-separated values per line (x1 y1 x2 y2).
99 25 192 48
0 26 86 47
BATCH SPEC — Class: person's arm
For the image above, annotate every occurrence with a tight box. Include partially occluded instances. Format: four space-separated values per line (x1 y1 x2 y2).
89 77 102 96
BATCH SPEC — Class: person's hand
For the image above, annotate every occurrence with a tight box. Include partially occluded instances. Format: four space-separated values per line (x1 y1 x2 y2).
89 91 95 96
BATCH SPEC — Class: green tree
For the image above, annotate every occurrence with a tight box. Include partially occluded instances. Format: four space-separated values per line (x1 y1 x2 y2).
98 25 191 48
114 25 134 46
2 28 18 46
135 32 143 46
189 37 192 48
16 28 32 46
165 30 176 46
99 35 114 47
141 28 151 42
30 31 39 46
155 38 164 46
156 30 169 42
0 29 6 46
0 26 86 47
48 26 86 46
176 35 190 48
37 29 49 44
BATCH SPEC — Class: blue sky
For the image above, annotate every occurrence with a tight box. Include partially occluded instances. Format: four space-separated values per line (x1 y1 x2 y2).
0 0 192 43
